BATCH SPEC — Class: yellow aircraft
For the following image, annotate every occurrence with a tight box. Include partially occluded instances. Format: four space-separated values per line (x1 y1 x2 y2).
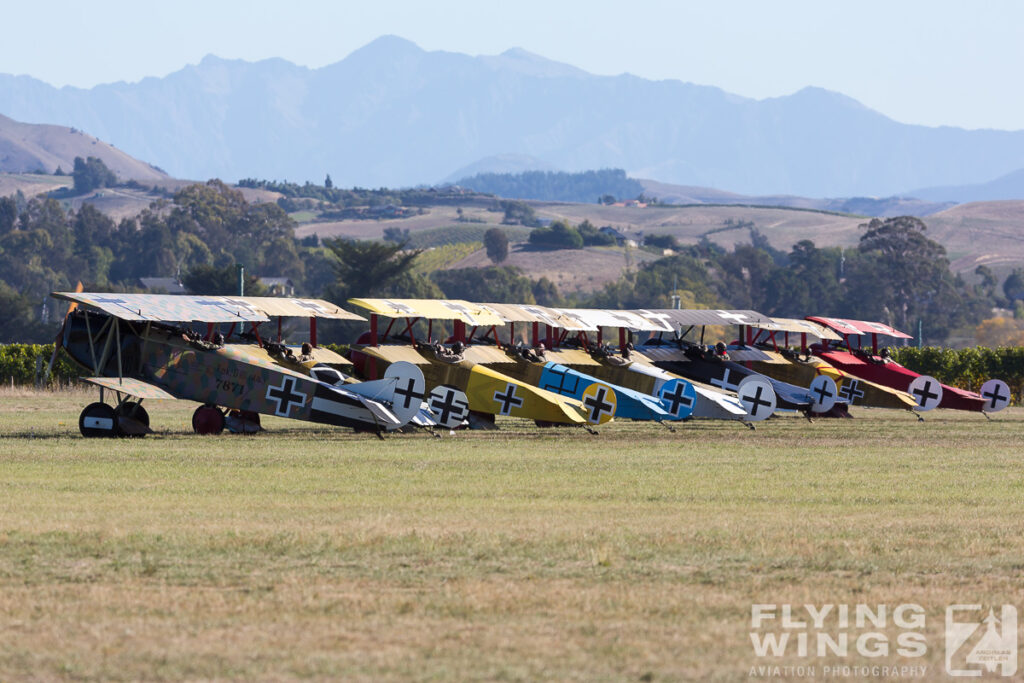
738 317 918 412
470 303 753 422
347 298 588 427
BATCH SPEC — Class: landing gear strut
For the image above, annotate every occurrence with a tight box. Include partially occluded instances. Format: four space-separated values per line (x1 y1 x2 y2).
79 398 152 438
115 401 150 437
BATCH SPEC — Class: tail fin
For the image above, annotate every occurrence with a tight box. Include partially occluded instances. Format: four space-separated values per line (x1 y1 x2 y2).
344 361 426 429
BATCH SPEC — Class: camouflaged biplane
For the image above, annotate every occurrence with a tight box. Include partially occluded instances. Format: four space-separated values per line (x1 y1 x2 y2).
51 292 428 437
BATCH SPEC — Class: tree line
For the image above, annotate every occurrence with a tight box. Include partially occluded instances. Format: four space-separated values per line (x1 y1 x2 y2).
1 173 1017 347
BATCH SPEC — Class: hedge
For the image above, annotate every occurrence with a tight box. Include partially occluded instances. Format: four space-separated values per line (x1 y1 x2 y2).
0 344 81 387
891 346 1024 404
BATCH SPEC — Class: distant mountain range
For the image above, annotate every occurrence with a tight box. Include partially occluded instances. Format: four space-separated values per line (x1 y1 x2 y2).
2 35 1024 199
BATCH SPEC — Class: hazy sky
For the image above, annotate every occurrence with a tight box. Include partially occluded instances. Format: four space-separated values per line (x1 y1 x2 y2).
4 0 1021 131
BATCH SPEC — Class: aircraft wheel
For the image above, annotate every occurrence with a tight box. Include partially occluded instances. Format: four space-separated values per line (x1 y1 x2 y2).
225 410 261 434
79 402 120 438
115 401 150 438
192 404 225 435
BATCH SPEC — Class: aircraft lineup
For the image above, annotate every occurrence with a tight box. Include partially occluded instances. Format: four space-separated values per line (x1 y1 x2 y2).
49 292 1013 438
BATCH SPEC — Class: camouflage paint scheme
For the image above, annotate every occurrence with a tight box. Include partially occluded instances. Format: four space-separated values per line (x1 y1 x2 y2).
63 311 399 431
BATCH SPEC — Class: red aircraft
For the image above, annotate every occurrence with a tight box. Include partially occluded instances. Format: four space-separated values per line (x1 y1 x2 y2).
806 316 1011 416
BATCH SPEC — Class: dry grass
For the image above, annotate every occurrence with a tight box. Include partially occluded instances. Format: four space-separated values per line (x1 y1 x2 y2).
1 392 1023 680
447 244 658 294
292 199 1024 283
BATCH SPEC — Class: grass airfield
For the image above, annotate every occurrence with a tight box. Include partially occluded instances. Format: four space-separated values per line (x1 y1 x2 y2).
1 388 1023 681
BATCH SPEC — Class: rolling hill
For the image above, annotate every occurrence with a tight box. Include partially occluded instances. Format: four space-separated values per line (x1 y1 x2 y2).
907 168 1024 203
293 198 1024 291
0 113 168 181
637 179 955 218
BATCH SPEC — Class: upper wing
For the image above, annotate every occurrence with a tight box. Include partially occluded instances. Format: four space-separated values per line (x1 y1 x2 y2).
749 317 843 341
52 293 365 324
349 298 504 326
227 297 365 321
53 292 270 323
479 303 596 331
806 316 912 339
635 309 771 327
555 308 668 332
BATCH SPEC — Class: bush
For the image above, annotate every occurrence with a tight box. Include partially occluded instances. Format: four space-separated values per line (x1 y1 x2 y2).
890 346 1024 404
528 220 583 249
0 344 81 386
644 234 678 250
578 220 615 246
72 156 117 194
483 228 509 263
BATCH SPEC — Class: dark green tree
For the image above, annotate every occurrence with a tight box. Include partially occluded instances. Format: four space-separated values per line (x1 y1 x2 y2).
763 240 843 317
0 196 17 234
72 156 117 194
1004 268 1024 303
500 200 540 227
841 216 988 340
528 220 583 249
532 276 561 306
644 233 679 250
714 243 776 311
432 267 536 303
324 238 424 300
483 228 509 263
383 227 410 243
183 263 267 296
588 253 718 310
577 220 615 246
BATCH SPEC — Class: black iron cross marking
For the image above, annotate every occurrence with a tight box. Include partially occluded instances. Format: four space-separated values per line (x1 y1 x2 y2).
983 384 1008 409
711 368 738 391
267 376 306 416
812 381 833 405
742 385 772 417
541 365 580 395
430 390 467 425
583 386 614 422
662 382 694 415
394 377 423 410
494 384 524 415
839 379 864 402
911 380 939 407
